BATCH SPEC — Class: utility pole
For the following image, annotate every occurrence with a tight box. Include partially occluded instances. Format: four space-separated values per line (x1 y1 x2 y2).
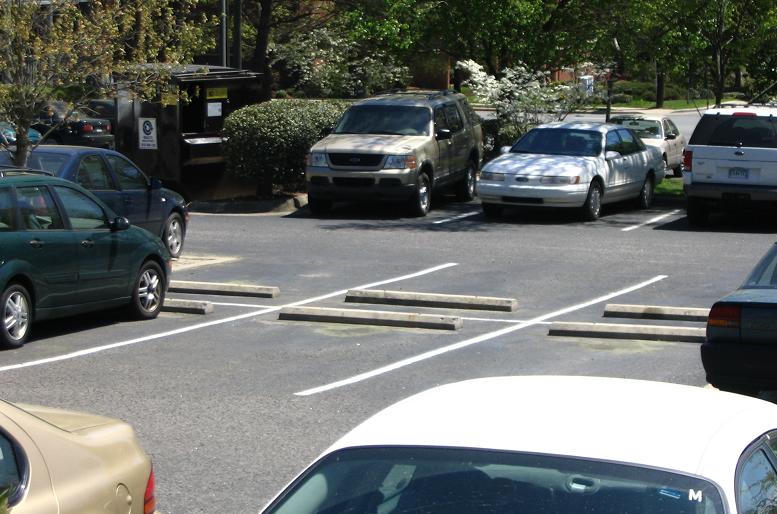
219 0 228 66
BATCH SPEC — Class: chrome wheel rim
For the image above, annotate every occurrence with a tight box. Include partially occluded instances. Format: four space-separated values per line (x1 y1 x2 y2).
418 178 430 212
166 218 183 256
467 167 476 196
5 291 29 341
138 269 162 313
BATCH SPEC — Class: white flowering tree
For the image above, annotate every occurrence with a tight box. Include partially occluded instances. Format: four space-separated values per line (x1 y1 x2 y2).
456 59 595 149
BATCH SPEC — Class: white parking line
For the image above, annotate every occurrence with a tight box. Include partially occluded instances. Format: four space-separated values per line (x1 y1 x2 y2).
621 209 681 232
295 274 668 396
0 263 458 373
433 211 480 224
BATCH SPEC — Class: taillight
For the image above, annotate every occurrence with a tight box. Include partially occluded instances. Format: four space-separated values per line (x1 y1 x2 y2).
144 467 156 514
708 304 741 328
732 112 756 117
106 123 111 132
682 150 692 172
81 123 94 133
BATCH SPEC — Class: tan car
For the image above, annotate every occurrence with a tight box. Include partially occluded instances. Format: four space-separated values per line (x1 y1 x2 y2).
0 400 157 513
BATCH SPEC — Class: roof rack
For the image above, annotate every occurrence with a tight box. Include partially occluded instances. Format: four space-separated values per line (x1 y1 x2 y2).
374 89 459 100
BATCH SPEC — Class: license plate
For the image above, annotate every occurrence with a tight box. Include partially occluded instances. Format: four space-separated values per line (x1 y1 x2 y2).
729 167 749 179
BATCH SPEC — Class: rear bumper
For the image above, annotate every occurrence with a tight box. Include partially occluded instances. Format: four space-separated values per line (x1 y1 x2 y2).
685 182 777 205
701 340 777 390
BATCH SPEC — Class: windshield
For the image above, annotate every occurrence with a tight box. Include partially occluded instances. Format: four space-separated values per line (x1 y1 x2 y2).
612 119 662 139
264 447 725 514
743 245 777 288
334 106 431 136
689 114 777 148
511 128 602 157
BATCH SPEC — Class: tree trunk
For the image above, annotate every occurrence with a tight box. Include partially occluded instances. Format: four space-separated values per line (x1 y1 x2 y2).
249 0 273 102
655 60 665 108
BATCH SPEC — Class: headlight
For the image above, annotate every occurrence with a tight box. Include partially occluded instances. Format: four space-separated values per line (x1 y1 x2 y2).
306 152 327 167
480 171 506 181
384 155 417 169
540 176 581 185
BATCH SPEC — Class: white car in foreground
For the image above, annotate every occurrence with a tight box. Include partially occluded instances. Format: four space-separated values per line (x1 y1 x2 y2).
259 376 777 514
478 122 664 220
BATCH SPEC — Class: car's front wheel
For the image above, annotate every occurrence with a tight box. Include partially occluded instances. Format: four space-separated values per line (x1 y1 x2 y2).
129 261 165 320
581 181 603 221
163 212 185 259
409 173 431 217
1 284 31 349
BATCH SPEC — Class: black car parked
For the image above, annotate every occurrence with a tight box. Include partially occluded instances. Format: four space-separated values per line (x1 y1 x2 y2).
33 101 114 148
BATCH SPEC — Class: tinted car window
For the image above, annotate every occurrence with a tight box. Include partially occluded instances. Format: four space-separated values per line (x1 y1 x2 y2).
17 186 64 230
738 449 777 514
433 107 448 132
689 115 777 148
0 431 21 496
0 188 15 231
106 155 147 190
54 186 109 230
617 129 641 154
76 155 113 190
606 131 621 153
443 103 463 132
334 106 431 136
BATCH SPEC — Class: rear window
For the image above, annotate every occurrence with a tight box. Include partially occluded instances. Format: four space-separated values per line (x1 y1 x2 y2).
689 114 777 148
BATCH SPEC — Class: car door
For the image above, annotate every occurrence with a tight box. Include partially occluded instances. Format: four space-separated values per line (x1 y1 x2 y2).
52 185 133 304
433 106 452 179
604 130 630 199
664 119 683 168
444 102 468 176
14 185 79 310
72 153 123 215
616 129 645 195
104 154 162 234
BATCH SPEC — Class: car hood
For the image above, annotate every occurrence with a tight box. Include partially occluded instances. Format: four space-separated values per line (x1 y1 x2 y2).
312 134 425 155
718 288 777 304
13 402 121 433
483 153 599 175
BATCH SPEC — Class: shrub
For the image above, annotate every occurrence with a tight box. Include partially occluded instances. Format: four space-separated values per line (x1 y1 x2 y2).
610 93 633 104
223 99 349 195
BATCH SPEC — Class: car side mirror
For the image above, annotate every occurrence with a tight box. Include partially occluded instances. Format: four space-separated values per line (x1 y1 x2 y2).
665 133 677 140
110 216 130 231
500 146 512 154
605 151 621 161
436 128 452 140
149 177 162 190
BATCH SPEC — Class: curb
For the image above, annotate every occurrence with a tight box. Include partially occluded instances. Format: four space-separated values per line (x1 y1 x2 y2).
603 304 709 322
190 194 308 214
279 306 463 330
169 280 280 298
163 299 214 315
548 321 705 343
345 289 517 312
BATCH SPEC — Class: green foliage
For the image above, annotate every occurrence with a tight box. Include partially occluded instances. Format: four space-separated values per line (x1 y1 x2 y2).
0 487 8 514
223 99 349 194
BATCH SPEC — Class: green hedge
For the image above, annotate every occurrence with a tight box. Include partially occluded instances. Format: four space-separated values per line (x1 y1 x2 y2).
223 99 349 195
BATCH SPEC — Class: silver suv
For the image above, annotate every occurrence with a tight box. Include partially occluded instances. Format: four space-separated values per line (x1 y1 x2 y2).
683 105 777 225
305 90 484 216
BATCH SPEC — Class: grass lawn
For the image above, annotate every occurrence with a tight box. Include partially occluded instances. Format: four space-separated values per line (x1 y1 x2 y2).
610 97 741 110
656 176 684 197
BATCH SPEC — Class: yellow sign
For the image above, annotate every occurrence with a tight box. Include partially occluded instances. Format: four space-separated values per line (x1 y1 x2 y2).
206 87 228 100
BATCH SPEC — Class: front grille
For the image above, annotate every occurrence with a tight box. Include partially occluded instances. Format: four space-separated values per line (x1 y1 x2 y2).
329 153 384 167
379 178 402 187
333 177 375 187
503 197 543 204
310 176 329 185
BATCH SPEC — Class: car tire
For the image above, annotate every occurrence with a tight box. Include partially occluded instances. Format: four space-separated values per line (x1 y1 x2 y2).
1 284 31 349
308 197 332 215
637 175 654 209
129 261 165 320
162 212 185 259
455 160 477 202
482 203 502 218
686 198 709 226
673 165 683 178
410 173 431 217
581 181 603 221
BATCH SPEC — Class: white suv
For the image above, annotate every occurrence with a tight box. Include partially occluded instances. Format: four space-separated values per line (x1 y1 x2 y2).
683 105 777 225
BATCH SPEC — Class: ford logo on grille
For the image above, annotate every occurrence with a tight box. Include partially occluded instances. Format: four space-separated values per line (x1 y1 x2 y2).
349 157 361 163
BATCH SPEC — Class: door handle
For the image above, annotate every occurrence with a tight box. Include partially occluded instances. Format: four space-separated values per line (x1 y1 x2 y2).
28 239 44 248
81 239 94 248
735 150 745 156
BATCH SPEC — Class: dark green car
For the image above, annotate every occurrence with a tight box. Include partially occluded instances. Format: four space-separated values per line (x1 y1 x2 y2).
0 170 171 349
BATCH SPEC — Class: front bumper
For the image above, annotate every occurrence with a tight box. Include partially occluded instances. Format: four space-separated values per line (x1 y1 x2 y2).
477 181 589 207
306 166 417 201
701 340 777 390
